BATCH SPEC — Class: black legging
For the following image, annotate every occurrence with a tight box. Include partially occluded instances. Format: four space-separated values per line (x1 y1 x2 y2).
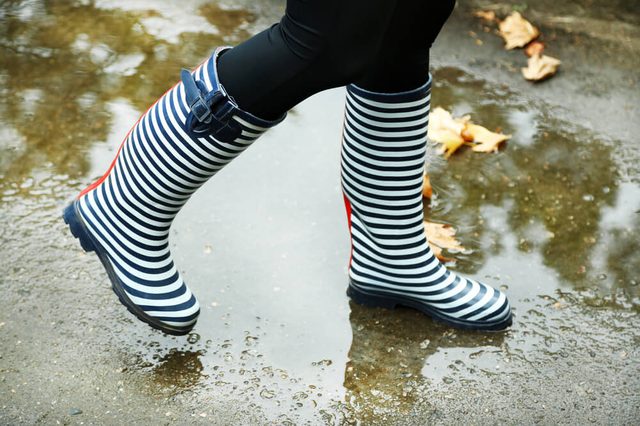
218 0 456 119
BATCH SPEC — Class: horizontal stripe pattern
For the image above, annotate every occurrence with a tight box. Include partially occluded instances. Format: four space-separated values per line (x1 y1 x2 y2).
77 48 280 330
341 80 511 325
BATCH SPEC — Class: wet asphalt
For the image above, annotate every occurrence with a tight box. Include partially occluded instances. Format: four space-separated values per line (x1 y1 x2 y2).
0 0 638 424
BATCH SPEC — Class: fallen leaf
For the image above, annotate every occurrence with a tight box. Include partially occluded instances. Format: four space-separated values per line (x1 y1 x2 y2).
460 126 475 142
428 107 469 158
498 11 540 49
524 40 545 57
422 173 432 198
522 53 561 81
424 221 464 262
473 10 496 22
463 123 511 153
427 241 450 262
429 107 511 156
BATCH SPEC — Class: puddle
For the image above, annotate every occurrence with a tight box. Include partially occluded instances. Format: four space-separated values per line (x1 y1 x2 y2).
1 1 638 424
429 67 639 299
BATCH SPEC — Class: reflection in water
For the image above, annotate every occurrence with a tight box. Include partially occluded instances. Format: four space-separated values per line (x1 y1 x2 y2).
606 214 640 296
150 349 206 394
199 2 256 35
600 183 640 298
0 0 253 193
342 302 506 422
429 68 637 298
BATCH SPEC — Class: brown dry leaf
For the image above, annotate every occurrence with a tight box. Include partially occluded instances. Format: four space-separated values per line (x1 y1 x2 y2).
473 10 496 22
463 123 511 153
524 40 545 57
424 221 464 262
422 173 433 198
429 107 511 156
522 53 561 81
428 107 469 158
428 244 449 262
460 126 475 142
498 11 540 49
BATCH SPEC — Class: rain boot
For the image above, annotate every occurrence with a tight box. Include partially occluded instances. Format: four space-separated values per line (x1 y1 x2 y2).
63 47 285 335
340 78 512 330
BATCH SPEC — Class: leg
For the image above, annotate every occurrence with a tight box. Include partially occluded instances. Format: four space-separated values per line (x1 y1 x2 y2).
356 0 456 92
63 49 284 335
65 0 405 334
341 0 513 330
218 0 400 119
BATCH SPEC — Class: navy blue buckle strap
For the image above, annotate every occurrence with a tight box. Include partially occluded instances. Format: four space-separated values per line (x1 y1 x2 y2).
180 69 238 133
207 91 237 124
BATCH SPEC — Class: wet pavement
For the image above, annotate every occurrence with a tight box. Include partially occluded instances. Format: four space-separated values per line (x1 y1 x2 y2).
1 0 639 424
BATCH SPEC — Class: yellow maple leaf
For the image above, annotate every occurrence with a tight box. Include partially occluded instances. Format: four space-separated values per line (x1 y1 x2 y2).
522 53 561 81
498 11 540 49
463 123 511 153
428 107 470 158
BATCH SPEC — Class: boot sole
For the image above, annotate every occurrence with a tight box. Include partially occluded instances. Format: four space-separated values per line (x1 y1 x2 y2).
347 283 512 331
63 201 194 336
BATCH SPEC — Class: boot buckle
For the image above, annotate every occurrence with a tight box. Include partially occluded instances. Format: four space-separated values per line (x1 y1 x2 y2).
181 69 237 132
190 95 212 124
207 90 237 125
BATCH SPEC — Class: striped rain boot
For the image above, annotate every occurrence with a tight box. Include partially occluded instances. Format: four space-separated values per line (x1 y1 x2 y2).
63 47 285 335
340 79 512 331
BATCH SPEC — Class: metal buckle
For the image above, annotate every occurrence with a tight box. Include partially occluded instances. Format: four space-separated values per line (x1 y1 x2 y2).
181 68 237 130
207 86 237 126
210 97 236 125
190 95 212 124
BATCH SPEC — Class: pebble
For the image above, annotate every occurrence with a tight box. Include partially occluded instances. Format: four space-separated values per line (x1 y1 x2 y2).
69 408 82 416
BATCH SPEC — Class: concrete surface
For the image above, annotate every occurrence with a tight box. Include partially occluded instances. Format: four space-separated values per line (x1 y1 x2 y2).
0 0 638 424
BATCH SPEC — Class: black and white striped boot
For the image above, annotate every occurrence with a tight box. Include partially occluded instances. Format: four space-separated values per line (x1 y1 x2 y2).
63 47 285 335
341 79 512 331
